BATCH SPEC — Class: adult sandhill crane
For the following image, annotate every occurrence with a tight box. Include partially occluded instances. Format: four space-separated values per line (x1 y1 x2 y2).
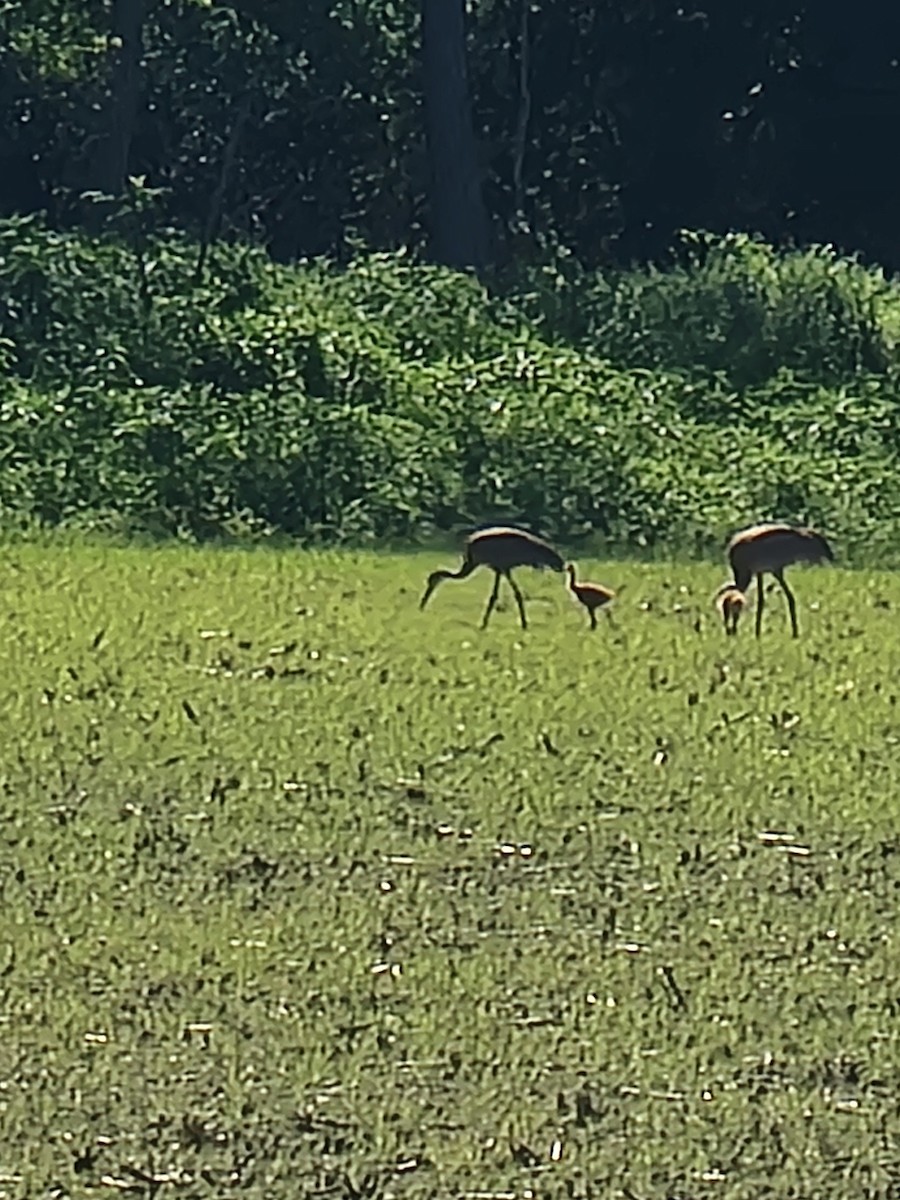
714 582 746 636
727 522 834 638
419 526 564 630
566 563 616 629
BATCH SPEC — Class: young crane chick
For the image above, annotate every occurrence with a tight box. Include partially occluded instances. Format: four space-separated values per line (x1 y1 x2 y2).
714 582 746 636
566 562 616 630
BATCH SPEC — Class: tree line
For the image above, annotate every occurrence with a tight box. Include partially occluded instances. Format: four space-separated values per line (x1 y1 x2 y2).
2 0 899 272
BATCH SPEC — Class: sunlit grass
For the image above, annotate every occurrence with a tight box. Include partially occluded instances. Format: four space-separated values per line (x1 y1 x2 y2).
1 542 899 1197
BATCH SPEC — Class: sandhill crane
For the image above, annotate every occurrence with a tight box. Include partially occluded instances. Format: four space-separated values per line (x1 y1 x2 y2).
419 526 565 629
565 563 616 629
727 522 834 638
714 582 746 636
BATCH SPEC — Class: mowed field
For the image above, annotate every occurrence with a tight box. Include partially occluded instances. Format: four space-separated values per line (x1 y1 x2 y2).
2 543 900 1199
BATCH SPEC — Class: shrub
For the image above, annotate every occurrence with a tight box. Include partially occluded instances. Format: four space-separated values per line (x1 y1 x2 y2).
2 218 900 560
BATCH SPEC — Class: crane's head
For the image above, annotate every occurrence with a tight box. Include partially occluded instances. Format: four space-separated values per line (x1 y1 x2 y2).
419 569 448 611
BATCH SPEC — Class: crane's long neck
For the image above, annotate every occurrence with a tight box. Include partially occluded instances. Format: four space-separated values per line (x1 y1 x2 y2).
727 552 753 593
566 565 578 596
445 558 476 582
419 556 476 609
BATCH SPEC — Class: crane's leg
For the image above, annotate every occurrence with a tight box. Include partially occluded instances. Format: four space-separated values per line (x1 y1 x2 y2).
588 608 597 631
774 569 799 637
481 571 502 629
755 574 765 638
506 571 528 630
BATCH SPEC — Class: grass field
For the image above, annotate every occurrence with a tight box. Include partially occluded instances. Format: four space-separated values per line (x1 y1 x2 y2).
2 542 900 1199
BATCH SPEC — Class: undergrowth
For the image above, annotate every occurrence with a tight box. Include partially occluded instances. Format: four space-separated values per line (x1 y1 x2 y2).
1 219 899 560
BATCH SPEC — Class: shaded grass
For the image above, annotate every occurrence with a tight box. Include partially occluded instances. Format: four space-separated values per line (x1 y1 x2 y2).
2 543 900 1197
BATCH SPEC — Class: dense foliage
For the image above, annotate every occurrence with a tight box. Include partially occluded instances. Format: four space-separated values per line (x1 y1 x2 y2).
2 0 900 269
2 218 899 560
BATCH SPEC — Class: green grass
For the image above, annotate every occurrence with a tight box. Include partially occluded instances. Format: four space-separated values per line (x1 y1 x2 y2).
2 543 900 1198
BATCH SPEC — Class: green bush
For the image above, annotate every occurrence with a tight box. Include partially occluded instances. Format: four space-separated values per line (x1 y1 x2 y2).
2 217 900 559
518 230 898 390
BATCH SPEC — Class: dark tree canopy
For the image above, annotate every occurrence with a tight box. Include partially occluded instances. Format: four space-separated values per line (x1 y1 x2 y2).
1 0 899 269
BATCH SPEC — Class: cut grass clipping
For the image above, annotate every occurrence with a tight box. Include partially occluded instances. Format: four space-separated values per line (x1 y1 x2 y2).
1 543 898 1198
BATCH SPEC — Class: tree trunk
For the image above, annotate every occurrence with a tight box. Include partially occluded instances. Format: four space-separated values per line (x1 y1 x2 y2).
87 0 146 201
421 0 490 271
